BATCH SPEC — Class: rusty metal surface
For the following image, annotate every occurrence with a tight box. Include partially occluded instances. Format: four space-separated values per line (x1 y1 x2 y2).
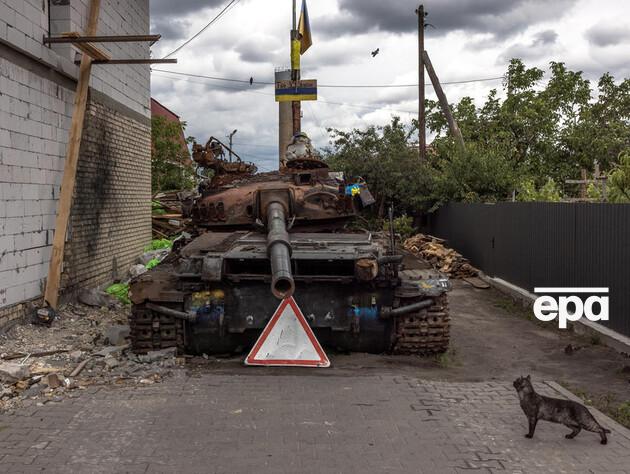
129 133 451 355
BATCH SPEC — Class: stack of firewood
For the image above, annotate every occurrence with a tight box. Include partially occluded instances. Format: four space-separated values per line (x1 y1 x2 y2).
403 233 479 279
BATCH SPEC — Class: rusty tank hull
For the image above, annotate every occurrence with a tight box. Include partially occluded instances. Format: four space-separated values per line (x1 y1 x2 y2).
128 135 451 355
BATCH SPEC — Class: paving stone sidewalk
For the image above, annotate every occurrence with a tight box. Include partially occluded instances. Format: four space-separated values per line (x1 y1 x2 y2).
0 372 628 474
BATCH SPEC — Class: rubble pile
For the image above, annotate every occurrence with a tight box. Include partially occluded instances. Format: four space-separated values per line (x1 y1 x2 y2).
404 233 479 278
0 303 182 412
152 190 188 238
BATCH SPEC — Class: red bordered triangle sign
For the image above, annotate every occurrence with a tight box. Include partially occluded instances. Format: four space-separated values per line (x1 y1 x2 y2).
245 297 330 367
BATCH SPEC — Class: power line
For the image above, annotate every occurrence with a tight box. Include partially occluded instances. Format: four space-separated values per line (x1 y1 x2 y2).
152 71 418 115
152 68 504 88
162 0 241 59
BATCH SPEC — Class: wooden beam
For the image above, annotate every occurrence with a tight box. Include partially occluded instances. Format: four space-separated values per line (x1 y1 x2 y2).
44 34 161 44
44 0 101 310
87 59 177 65
422 50 465 151
60 32 111 61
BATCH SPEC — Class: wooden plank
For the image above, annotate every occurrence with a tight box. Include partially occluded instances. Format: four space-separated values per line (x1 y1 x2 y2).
61 32 111 61
422 50 465 151
44 0 101 310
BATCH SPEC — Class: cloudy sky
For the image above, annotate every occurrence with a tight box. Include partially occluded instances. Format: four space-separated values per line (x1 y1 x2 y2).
149 0 630 172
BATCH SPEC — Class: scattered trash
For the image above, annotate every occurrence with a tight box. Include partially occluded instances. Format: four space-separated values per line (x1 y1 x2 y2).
144 238 173 252
42 373 61 389
105 283 131 305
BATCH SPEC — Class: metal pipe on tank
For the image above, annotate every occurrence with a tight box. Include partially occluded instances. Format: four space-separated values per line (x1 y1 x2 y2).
266 202 295 299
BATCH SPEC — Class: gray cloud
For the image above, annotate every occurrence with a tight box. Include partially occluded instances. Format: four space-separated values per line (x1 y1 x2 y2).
150 0 225 17
319 0 576 40
586 24 630 47
499 29 559 63
150 18 191 42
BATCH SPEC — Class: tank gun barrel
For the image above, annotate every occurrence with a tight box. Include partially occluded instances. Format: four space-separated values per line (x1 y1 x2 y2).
266 202 295 299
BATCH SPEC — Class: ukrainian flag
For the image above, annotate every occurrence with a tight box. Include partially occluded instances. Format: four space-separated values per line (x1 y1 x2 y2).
298 0 312 54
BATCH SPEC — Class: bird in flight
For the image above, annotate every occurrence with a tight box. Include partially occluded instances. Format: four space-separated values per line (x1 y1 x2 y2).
371 48 380 57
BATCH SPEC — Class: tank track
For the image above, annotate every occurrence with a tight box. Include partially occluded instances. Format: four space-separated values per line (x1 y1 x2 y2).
392 294 450 354
129 303 185 354
130 296 450 355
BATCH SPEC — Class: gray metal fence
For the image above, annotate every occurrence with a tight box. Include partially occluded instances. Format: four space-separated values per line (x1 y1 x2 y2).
423 202 630 338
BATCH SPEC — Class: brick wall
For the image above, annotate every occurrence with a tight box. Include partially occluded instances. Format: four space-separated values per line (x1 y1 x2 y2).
0 53 72 315
0 0 151 327
62 94 152 294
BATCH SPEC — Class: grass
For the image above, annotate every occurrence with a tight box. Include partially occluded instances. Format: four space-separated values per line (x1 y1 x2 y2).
559 380 630 429
493 296 558 329
436 348 460 368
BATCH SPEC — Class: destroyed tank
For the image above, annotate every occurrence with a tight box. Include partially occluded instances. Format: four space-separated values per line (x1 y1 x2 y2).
128 134 451 355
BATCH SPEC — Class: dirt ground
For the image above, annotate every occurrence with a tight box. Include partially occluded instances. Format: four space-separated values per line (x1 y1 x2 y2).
191 280 630 428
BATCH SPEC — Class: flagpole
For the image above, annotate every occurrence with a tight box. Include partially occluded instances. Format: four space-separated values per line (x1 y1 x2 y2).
291 0 301 135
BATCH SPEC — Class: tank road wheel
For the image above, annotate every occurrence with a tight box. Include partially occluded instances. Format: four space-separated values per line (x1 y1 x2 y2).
129 303 185 354
392 293 450 355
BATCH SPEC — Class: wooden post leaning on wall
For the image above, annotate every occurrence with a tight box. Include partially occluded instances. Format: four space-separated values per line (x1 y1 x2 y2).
422 50 465 151
44 0 101 309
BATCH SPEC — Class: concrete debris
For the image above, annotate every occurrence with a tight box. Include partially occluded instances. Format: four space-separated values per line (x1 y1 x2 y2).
135 347 177 364
129 264 148 278
69 350 84 362
0 302 182 413
104 357 120 369
0 363 31 383
78 288 118 308
94 345 128 357
104 325 130 346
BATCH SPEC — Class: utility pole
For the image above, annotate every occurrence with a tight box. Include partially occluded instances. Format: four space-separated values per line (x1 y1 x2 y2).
423 51 464 150
228 129 237 161
291 0 301 136
416 4 426 161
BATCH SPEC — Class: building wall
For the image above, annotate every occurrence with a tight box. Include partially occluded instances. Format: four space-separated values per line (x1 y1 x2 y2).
0 0 151 326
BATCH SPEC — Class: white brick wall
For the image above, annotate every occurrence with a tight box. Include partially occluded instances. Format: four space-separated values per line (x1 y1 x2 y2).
0 0 150 311
0 0 150 117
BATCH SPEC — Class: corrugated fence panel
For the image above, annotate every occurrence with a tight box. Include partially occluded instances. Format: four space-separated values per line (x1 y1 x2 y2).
424 202 630 338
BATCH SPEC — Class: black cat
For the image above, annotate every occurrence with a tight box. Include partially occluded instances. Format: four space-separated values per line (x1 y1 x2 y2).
513 375 611 444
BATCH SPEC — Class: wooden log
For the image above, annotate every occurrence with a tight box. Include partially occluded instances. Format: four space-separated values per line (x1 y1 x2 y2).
422 50 465 151
44 0 101 310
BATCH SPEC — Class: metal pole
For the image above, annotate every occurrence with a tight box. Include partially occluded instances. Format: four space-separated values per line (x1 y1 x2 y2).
228 130 237 161
277 69 292 168
416 5 426 162
291 0 301 136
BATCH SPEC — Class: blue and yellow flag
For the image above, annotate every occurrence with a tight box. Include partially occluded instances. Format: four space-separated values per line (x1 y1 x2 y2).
298 0 312 54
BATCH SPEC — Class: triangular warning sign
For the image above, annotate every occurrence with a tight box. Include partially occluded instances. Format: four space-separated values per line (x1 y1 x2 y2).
245 297 330 367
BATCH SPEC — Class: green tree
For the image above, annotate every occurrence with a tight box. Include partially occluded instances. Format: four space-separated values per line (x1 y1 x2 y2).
151 116 195 193
325 117 433 215
326 60 629 210
608 151 630 203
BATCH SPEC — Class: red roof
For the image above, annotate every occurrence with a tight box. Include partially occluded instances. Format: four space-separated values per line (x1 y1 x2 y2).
151 98 190 161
